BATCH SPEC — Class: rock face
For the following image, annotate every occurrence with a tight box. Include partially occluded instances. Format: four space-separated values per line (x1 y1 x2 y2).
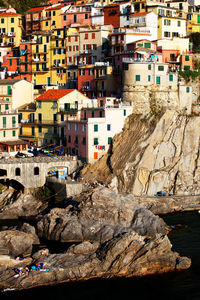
82 110 200 196
0 230 35 257
0 187 191 291
0 193 47 219
37 187 167 242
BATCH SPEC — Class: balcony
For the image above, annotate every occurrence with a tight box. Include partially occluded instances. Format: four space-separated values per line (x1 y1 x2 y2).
60 108 78 114
0 109 18 115
34 68 49 73
51 63 66 69
79 49 93 55
32 58 49 63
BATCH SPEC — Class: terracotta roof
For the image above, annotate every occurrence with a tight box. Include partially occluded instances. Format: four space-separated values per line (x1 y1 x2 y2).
26 6 47 13
0 12 21 17
36 89 75 101
130 12 151 17
18 102 36 111
0 139 28 145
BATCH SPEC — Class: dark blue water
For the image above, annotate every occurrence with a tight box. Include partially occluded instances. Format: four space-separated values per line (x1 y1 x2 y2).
1 211 200 300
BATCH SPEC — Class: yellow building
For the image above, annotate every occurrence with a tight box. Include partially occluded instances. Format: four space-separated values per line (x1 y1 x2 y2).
35 88 91 146
157 16 187 39
31 28 67 86
42 4 63 32
187 13 200 34
18 102 38 147
0 12 22 47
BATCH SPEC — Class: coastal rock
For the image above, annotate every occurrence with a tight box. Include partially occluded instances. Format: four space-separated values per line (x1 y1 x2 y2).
37 187 167 243
0 231 191 291
0 193 48 219
0 230 35 257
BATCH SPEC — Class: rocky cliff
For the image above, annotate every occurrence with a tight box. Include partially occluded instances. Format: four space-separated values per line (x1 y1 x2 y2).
83 110 200 196
0 188 191 290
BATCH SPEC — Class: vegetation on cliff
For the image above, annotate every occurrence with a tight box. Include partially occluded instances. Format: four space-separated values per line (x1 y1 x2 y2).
0 0 47 14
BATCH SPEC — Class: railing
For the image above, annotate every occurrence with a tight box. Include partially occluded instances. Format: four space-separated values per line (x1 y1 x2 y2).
122 57 155 63
0 109 18 115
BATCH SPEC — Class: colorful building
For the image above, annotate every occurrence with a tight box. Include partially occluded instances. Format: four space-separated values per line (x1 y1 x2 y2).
157 15 187 39
0 99 28 156
104 3 133 29
0 12 22 47
187 12 200 34
129 11 158 40
0 79 33 110
78 62 116 98
66 101 133 162
34 88 91 146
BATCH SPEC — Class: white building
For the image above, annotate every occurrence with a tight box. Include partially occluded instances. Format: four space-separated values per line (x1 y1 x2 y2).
66 102 133 163
129 12 158 41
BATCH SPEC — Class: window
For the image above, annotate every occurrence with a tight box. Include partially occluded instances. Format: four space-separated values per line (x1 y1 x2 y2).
177 20 181 27
12 116 16 128
53 10 56 16
185 56 189 61
15 168 21 176
85 13 88 19
156 76 161 84
164 31 170 37
52 101 57 109
148 64 151 70
3 131 5 137
94 152 98 160
123 63 129 70
82 137 86 145
38 101 42 108
136 75 140 81
184 65 190 70
85 33 88 39
3 116 6 128
34 167 39 175
92 33 95 39
144 42 151 48
75 123 78 131
107 124 111 131
82 125 86 132
148 75 151 82
9 59 12 67
12 130 15 137
169 74 173 82
92 111 94 118
164 19 171 26
158 65 164 71
31 126 35 136
52 20 56 26
38 126 42 133
123 109 126 116
68 135 71 143
94 138 98 145
1 18 4 24
186 87 190 93
108 137 112 145
73 14 77 22
11 18 14 23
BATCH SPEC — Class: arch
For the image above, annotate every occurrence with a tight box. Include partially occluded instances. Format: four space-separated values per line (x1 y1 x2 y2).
0 169 7 176
34 167 39 175
15 167 21 176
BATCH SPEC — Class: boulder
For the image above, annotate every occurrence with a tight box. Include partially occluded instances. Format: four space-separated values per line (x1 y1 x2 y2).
0 193 48 219
37 187 167 243
0 230 35 257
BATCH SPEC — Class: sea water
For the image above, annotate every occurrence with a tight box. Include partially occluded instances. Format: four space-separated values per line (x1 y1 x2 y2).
1 211 200 300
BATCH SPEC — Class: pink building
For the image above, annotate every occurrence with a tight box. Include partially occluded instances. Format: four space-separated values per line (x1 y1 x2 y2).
62 4 92 27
